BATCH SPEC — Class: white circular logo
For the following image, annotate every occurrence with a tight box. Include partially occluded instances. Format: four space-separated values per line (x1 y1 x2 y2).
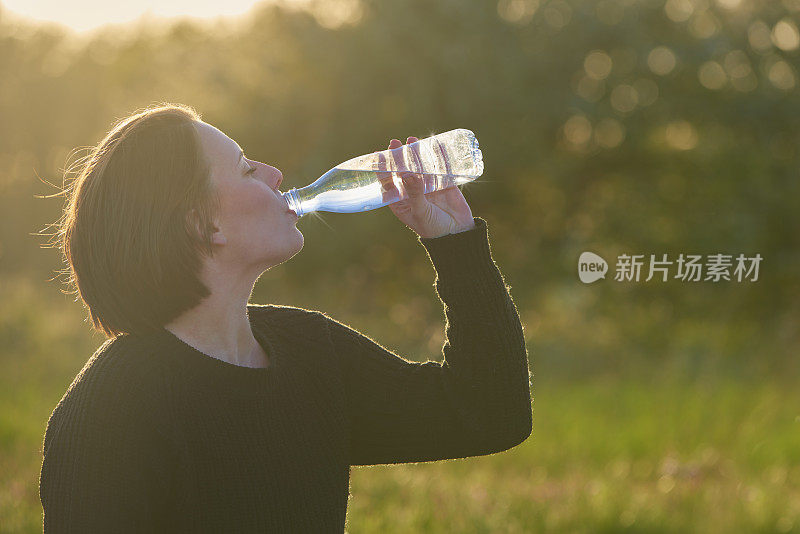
578 252 608 283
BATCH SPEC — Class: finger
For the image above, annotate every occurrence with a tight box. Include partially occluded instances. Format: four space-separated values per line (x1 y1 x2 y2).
430 137 453 178
377 150 398 204
389 139 407 173
404 135 426 193
400 171 427 208
388 139 402 149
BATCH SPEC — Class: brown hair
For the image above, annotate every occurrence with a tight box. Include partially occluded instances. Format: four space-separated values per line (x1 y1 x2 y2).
51 103 220 338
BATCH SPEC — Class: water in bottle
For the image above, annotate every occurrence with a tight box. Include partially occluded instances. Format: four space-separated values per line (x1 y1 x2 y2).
283 128 483 217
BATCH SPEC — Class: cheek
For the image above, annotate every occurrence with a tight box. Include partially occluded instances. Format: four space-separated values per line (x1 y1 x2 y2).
224 184 272 217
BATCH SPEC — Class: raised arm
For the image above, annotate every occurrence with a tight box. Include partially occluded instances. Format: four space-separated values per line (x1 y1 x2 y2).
323 217 532 466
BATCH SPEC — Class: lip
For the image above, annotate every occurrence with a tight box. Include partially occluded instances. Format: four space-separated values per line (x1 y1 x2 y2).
286 209 298 219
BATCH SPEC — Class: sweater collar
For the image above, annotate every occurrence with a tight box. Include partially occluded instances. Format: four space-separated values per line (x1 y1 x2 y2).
144 305 280 391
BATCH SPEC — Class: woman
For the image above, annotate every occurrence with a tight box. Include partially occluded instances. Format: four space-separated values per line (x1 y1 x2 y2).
39 104 532 532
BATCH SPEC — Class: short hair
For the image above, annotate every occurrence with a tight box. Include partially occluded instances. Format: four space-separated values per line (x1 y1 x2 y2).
54 103 220 338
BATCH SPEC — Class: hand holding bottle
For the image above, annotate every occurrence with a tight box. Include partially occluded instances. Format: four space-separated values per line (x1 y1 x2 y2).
381 137 475 239
282 128 483 221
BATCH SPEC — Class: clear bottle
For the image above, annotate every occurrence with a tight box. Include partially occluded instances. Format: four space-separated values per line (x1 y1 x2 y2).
282 128 483 217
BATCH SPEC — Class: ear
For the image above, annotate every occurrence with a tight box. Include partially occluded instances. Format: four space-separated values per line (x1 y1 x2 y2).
210 227 227 246
187 209 226 246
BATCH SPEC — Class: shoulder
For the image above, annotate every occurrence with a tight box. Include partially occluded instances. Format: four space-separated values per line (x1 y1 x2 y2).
248 302 325 321
247 303 334 337
246 304 357 363
43 335 170 453
248 303 382 364
62 334 170 401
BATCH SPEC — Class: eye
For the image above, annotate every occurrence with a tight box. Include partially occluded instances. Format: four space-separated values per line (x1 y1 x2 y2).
245 165 256 176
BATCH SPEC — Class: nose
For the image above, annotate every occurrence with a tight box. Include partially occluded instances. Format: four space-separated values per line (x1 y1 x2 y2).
262 163 282 189
255 161 283 189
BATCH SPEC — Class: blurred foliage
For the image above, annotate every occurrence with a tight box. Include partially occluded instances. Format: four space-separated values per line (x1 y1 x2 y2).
1 0 799 374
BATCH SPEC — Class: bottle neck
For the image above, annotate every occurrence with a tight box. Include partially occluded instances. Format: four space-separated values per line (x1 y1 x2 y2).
283 188 304 217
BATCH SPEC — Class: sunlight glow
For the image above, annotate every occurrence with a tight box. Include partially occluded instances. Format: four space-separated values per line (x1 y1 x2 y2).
0 0 293 32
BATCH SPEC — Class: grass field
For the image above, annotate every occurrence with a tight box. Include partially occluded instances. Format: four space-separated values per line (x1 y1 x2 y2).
1 279 798 533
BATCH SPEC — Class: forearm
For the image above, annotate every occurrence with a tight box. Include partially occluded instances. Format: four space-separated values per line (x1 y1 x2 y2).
325 216 532 465
419 216 532 446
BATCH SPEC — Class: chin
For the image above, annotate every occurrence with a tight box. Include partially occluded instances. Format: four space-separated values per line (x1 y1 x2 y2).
289 232 304 257
266 233 304 268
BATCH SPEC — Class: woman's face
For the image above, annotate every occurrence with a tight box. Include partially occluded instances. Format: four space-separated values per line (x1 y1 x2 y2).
193 121 303 272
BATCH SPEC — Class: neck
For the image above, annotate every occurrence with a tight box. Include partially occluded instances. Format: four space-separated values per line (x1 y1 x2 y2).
164 262 268 368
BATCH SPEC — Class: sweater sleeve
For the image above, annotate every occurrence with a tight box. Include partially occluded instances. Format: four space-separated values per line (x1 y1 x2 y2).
39 350 176 532
323 217 533 466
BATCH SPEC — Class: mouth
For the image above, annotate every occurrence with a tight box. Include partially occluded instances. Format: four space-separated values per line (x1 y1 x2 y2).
286 209 298 219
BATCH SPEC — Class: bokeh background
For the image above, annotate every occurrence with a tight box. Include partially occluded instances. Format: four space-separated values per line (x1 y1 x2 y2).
1 0 799 531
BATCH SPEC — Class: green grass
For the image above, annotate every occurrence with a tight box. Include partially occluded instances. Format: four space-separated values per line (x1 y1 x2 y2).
1 279 798 533
346 378 800 533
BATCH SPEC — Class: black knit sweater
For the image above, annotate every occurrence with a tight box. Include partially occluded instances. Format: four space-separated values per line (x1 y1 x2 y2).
39 216 532 533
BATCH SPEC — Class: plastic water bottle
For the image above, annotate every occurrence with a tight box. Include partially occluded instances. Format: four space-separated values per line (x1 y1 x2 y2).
282 128 483 217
